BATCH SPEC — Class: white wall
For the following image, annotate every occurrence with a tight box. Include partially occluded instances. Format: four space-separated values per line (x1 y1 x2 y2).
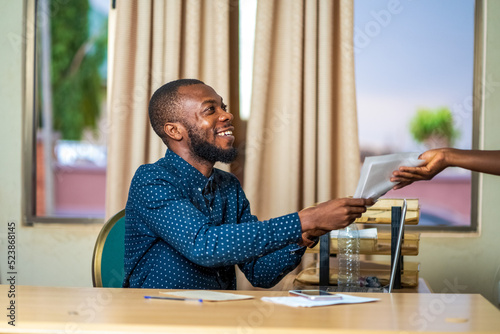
0 1 499 305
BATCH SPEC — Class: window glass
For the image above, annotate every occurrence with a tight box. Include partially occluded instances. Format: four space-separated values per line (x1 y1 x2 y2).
34 0 108 219
354 0 476 228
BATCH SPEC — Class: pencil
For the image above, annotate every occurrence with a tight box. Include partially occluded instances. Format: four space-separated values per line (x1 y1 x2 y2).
144 296 203 302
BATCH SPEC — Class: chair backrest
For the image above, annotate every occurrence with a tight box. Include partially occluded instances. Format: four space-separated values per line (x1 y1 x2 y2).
92 209 126 287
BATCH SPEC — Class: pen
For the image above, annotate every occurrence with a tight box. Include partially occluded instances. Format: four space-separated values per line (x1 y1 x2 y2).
144 296 203 302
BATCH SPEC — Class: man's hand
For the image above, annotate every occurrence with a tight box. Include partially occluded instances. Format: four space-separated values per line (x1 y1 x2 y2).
391 149 449 190
298 198 374 238
298 232 321 248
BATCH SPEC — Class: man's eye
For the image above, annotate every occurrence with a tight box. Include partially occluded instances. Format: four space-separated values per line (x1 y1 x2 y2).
222 104 228 112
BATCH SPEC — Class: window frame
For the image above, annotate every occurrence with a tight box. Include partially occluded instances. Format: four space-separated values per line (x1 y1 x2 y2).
468 0 485 235
23 0 104 225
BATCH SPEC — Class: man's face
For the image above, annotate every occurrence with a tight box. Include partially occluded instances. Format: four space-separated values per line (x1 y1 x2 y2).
178 84 238 164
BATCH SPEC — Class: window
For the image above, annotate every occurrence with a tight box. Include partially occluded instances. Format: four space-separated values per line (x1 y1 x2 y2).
25 0 108 224
239 0 257 120
354 0 479 231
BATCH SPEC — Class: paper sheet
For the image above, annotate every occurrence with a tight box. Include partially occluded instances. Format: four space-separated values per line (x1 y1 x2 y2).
354 152 423 199
160 290 254 301
330 227 377 239
261 294 379 307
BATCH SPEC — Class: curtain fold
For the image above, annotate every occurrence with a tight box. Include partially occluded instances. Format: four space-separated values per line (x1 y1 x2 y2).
106 0 240 218
244 0 360 221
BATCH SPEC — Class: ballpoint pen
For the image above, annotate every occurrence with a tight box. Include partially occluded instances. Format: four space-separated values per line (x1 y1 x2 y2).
144 296 203 302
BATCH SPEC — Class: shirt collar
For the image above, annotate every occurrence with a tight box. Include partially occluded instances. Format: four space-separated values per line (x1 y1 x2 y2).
163 149 216 194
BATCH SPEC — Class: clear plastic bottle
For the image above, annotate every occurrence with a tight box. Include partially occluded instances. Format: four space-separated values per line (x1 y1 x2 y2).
337 223 360 290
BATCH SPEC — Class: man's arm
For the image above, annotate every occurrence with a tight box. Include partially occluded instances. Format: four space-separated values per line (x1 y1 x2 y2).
391 148 500 190
237 196 373 288
238 244 305 288
130 169 304 268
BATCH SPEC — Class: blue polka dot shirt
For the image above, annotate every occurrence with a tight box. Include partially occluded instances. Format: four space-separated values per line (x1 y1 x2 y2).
123 149 306 289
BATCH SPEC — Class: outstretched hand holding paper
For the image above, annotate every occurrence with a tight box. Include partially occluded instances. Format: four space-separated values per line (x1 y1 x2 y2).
354 153 423 200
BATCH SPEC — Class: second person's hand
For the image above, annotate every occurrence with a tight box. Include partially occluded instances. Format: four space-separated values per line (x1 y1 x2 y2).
391 149 448 189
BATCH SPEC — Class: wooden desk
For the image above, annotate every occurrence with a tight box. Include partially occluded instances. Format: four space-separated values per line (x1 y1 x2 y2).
1 285 499 333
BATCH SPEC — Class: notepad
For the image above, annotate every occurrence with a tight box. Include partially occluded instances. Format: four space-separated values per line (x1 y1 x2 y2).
160 290 254 302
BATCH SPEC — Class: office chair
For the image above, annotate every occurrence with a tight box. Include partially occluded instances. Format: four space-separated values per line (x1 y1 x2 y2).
92 209 126 287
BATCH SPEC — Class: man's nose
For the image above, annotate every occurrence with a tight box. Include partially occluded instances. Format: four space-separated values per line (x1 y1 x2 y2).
218 109 233 122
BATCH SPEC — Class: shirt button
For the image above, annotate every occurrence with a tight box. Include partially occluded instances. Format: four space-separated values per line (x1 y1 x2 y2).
198 188 202 192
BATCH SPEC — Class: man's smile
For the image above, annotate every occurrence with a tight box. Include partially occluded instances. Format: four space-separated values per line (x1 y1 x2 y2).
217 130 233 137
215 126 235 139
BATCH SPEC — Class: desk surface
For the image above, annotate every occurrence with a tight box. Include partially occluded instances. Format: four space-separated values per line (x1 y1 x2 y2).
1 285 499 333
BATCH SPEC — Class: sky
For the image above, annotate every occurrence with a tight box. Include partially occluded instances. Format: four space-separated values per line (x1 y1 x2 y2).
354 0 476 153
89 0 109 15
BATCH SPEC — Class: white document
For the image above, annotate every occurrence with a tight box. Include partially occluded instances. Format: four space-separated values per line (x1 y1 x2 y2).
354 152 423 200
330 227 378 239
160 290 254 301
261 294 379 308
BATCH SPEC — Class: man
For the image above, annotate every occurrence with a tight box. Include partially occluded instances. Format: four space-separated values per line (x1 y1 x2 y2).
123 79 373 289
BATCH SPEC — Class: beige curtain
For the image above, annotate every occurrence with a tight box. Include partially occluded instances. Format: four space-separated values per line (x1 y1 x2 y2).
106 0 241 218
244 0 360 221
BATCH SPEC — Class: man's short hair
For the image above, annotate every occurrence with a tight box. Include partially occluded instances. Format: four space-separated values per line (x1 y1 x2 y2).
149 79 204 145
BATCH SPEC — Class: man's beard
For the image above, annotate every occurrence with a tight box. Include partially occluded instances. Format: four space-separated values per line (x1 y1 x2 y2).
185 123 238 164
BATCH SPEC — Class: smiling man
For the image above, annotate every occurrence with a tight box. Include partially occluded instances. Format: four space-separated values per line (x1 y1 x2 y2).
123 79 373 289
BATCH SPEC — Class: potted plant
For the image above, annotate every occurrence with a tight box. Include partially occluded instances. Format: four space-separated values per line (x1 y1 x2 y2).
409 107 459 149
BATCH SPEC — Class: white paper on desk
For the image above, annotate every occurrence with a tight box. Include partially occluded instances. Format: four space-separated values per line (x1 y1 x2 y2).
261 294 379 308
160 290 254 301
354 152 423 200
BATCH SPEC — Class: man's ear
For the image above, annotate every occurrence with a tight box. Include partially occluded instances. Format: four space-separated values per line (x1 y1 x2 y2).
164 122 184 141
